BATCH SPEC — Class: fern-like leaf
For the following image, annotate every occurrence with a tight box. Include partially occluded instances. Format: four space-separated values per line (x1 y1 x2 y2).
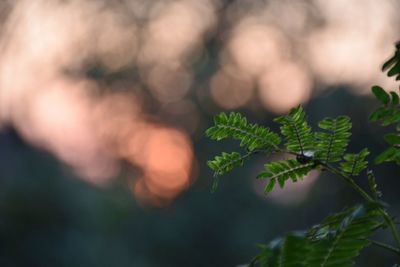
260 233 310 267
206 112 281 152
308 205 379 241
251 205 382 267
274 106 313 155
207 152 244 192
276 234 310 267
314 116 352 163
370 87 400 165
382 42 400 80
306 205 382 267
251 244 273 267
340 148 369 176
257 159 314 193
375 146 400 165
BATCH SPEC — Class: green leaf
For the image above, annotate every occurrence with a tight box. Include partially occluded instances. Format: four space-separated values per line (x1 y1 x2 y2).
264 178 276 193
384 133 400 145
340 148 369 176
258 159 314 193
382 53 398 72
206 112 281 152
382 110 400 126
207 152 244 191
306 205 382 267
274 106 314 155
278 234 310 267
369 106 391 122
252 205 382 267
314 116 352 163
390 91 399 105
388 61 400 77
369 104 400 126
252 233 310 267
371 86 390 105
251 244 273 267
374 147 400 164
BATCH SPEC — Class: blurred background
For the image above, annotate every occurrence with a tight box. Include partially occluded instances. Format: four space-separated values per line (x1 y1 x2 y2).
0 0 399 266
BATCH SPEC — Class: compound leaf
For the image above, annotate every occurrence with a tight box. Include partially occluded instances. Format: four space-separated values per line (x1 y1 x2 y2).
252 206 381 267
340 148 369 176
207 152 244 191
315 116 352 163
206 112 281 152
274 106 314 155
306 205 382 267
257 159 314 193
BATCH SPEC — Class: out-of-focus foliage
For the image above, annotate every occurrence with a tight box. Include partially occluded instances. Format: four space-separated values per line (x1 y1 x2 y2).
382 43 400 81
369 44 400 164
252 205 382 267
370 60 400 165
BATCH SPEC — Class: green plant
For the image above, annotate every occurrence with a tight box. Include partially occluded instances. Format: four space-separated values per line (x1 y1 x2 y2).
205 43 400 266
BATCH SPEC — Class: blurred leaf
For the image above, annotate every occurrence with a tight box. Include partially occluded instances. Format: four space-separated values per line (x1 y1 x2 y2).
375 147 400 165
388 62 400 77
371 86 390 105
369 107 390 122
390 91 399 105
382 53 398 72
382 110 400 126
252 205 382 267
264 178 276 193
384 133 400 145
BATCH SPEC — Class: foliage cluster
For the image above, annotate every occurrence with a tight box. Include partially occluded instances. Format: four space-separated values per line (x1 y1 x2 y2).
206 43 400 266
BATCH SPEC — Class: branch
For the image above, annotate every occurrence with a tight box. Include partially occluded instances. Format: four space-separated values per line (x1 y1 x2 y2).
323 163 400 249
369 239 400 255
281 149 400 250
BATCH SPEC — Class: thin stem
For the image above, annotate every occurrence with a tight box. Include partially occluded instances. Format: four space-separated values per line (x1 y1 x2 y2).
280 149 400 248
323 163 400 249
381 209 400 248
323 164 373 202
369 239 400 255
216 149 265 174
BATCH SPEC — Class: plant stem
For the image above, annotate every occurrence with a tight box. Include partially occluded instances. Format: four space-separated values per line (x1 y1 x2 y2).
380 209 400 249
324 163 400 249
369 239 400 255
323 165 373 202
281 150 400 249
